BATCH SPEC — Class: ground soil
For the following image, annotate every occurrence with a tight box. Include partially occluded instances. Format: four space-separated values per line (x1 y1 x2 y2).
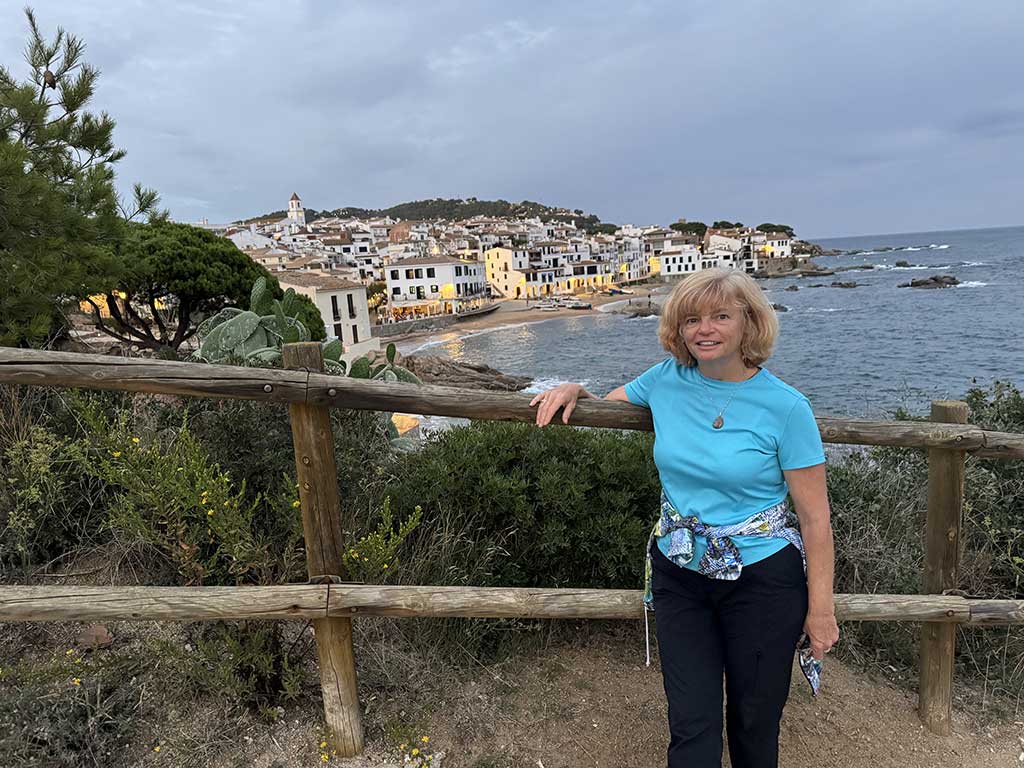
203 631 1021 768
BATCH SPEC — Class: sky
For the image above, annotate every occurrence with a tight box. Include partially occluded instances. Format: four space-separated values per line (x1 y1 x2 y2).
2 1 1023 238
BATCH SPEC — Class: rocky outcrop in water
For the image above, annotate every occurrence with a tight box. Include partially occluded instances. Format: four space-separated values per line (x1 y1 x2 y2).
898 275 960 289
771 303 790 312
830 281 859 289
398 353 533 391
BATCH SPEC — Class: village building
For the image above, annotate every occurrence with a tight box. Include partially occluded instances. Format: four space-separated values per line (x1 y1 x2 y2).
384 255 487 318
278 273 378 360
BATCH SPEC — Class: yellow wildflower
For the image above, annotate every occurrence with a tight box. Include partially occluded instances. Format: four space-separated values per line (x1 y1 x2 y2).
111 451 122 458
320 754 328 763
292 500 301 508
153 744 161 752
382 563 388 570
421 736 429 743
207 510 214 516
71 677 81 686
132 437 140 444
399 743 407 750
223 500 230 507
319 741 327 748
411 748 419 756
66 649 75 656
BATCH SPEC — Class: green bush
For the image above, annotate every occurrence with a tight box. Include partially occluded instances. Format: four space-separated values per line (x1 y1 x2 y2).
828 380 1024 711
0 645 147 767
387 421 659 591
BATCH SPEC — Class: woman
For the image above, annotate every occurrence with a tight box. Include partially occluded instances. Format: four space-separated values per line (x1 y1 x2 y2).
530 269 839 768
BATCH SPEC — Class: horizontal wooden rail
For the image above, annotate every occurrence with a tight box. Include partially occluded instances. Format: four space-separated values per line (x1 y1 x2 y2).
1 585 1022 624
1 349 1022 458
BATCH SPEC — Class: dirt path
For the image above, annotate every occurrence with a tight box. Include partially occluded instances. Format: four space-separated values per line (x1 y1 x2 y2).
405 637 1020 767
235 632 1021 768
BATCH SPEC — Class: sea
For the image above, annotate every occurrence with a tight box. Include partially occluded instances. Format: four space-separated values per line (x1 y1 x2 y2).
405 225 1024 419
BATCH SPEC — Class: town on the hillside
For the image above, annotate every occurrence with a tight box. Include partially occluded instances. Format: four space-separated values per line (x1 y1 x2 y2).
197 194 812 360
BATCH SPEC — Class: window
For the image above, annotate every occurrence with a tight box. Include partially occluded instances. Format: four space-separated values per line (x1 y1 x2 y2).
331 295 341 321
333 322 343 338
346 293 356 319
455 266 462 277
392 287 400 295
431 285 439 293
351 325 358 343
427 267 435 278
415 269 423 279
390 270 399 280
405 269 414 280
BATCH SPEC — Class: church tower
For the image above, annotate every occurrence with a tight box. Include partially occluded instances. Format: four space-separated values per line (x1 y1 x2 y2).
287 192 307 226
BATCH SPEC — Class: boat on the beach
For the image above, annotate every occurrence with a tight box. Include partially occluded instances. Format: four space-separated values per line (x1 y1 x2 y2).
537 301 560 311
455 303 500 320
566 299 592 309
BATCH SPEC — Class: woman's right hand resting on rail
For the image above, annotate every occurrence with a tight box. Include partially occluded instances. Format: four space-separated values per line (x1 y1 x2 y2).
529 383 631 427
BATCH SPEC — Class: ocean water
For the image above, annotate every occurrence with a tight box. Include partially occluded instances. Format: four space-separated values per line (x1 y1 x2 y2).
407 225 1024 418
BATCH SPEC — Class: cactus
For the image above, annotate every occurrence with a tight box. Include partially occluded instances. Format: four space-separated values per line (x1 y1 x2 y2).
194 278 421 387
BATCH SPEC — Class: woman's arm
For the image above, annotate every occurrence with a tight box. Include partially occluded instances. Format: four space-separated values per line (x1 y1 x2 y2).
784 463 840 659
529 383 632 426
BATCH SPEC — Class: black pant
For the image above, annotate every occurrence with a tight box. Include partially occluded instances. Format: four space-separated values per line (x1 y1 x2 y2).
651 542 808 768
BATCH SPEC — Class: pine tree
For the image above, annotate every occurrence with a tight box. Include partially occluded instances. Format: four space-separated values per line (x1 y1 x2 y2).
0 8 159 346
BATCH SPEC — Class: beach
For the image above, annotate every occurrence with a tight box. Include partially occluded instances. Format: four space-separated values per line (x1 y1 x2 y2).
387 285 663 351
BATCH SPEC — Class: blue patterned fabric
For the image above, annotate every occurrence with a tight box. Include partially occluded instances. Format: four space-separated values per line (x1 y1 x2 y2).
644 491 823 696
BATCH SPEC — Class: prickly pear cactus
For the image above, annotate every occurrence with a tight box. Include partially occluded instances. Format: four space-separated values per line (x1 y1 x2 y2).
194 278 421 388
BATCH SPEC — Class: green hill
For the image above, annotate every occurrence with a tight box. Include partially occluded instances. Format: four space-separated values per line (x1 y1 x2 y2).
238 198 615 234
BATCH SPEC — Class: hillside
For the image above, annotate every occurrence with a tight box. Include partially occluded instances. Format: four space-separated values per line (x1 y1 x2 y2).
238 198 616 234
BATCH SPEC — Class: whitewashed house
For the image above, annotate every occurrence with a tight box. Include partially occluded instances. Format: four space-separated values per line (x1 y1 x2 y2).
278 273 378 359
385 256 487 316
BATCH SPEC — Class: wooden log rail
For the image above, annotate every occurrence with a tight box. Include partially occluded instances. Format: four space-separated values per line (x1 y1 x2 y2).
1 585 1022 624
1 348 1023 458
2 345 1023 745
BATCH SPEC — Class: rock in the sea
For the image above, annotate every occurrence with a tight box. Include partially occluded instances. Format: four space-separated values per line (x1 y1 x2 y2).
894 260 915 268
829 281 859 288
835 264 875 272
771 303 790 312
785 285 799 292
399 353 533 391
897 274 960 289
797 268 836 277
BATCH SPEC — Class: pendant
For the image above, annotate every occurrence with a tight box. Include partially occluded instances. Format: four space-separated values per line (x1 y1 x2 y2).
713 415 724 429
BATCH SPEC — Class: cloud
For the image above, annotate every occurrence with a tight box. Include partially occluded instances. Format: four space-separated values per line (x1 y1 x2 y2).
2 1 1022 235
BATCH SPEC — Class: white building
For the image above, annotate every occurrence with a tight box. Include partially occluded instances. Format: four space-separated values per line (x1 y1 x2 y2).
279 273 378 360
385 256 487 317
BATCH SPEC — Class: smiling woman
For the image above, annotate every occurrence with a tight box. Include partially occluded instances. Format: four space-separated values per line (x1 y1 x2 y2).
529 268 837 768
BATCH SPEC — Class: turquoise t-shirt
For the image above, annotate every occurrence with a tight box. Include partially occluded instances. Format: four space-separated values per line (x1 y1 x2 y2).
625 358 826 571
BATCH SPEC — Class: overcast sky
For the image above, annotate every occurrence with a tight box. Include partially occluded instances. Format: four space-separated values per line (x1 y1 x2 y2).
3 1 1023 238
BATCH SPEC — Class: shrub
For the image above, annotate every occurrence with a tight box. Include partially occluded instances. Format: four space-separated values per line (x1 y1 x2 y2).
0 645 147 767
828 380 1024 711
387 421 659 591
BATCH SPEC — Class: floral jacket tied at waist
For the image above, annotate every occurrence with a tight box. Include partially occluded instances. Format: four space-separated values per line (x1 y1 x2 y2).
643 491 824 696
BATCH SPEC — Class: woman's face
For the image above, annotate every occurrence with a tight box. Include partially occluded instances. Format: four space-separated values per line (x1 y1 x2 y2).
681 303 747 365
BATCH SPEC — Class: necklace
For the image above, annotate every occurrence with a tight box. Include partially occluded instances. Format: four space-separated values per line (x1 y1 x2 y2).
696 370 752 429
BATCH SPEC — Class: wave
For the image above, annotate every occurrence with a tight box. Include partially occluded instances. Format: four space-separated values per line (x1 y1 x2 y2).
903 247 922 251
955 281 987 288
523 377 593 394
802 307 845 313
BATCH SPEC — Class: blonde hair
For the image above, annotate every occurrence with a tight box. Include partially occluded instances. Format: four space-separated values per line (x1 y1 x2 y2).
657 268 778 367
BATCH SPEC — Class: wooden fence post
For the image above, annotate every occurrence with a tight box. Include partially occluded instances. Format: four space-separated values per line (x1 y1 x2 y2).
283 342 364 755
919 399 969 735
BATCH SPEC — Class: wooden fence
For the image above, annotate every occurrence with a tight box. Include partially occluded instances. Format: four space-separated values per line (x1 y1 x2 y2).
1 346 1023 754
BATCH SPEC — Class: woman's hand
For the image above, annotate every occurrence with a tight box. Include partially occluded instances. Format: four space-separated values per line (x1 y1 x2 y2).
529 383 587 426
804 611 840 660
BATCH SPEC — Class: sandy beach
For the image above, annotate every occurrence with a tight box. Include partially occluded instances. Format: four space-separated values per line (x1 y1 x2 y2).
386 285 663 352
